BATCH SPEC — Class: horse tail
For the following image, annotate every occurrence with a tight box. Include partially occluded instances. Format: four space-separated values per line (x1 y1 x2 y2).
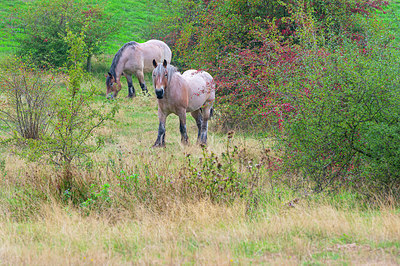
210 107 214 119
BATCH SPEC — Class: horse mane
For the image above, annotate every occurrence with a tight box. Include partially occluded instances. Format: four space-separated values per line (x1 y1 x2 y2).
108 41 138 78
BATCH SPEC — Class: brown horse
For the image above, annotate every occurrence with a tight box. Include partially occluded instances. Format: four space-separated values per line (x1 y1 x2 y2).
106 39 172 99
152 60 215 147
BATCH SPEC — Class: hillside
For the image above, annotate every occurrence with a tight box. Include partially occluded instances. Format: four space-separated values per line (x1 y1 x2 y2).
0 0 168 54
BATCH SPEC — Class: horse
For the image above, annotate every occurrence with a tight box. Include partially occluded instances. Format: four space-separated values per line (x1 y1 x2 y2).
106 39 172 99
152 59 215 147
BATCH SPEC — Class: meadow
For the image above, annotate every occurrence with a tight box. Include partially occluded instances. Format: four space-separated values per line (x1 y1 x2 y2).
0 0 400 265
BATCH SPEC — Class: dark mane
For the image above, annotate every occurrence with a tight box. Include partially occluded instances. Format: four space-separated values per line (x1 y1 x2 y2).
108 41 138 78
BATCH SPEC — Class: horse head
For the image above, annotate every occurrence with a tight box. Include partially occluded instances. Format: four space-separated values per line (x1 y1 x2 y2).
152 59 168 99
105 72 121 99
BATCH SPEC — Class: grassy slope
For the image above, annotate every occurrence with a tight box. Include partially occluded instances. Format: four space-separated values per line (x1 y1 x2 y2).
381 0 400 39
103 0 169 53
0 0 23 53
0 0 168 55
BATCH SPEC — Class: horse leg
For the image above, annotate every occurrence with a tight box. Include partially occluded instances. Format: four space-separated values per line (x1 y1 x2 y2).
153 111 167 148
199 106 212 145
136 71 149 95
178 111 189 145
125 74 136 98
191 110 203 144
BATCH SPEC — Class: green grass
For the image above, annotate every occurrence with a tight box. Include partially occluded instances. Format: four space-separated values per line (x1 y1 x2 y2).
101 0 169 53
0 0 24 53
0 0 169 55
380 0 400 41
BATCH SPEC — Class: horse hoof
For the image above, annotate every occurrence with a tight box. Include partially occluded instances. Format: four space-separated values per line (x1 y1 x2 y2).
152 143 165 148
127 94 136 98
198 142 207 147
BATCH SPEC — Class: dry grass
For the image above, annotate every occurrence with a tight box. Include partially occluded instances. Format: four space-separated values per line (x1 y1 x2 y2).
0 200 399 264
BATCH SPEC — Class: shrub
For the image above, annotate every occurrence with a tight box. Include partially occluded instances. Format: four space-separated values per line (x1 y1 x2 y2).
150 0 389 130
275 40 400 194
0 59 58 139
35 27 117 175
13 0 118 70
1 27 118 198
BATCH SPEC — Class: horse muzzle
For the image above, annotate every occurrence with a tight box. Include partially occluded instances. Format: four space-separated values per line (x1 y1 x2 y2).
155 88 164 99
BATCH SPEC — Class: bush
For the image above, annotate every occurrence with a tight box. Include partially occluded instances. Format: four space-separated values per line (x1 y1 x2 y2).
0 58 58 139
13 0 118 70
34 27 118 178
151 0 389 130
1 27 118 198
275 40 400 194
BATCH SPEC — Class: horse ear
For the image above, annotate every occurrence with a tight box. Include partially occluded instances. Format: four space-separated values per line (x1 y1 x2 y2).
152 59 157 68
163 59 167 68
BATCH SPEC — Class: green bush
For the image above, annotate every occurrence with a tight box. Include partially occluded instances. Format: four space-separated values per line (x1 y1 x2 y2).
1 27 118 199
275 40 400 193
13 0 118 70
34 27 118 179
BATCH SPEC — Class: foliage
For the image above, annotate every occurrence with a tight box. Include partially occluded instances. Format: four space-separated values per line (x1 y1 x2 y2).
33 27 117 170
273 40 400 193
78 183 111 211
12 0 118 70
151 0 390 128
3 27 119 195
178 133 279 214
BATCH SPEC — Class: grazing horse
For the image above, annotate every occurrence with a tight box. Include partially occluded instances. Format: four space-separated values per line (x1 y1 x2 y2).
152 60 215 147
106 39 172 99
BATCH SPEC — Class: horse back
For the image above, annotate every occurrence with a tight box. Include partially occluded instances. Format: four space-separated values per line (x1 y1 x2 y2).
140 40 172 73
182 70 215 112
